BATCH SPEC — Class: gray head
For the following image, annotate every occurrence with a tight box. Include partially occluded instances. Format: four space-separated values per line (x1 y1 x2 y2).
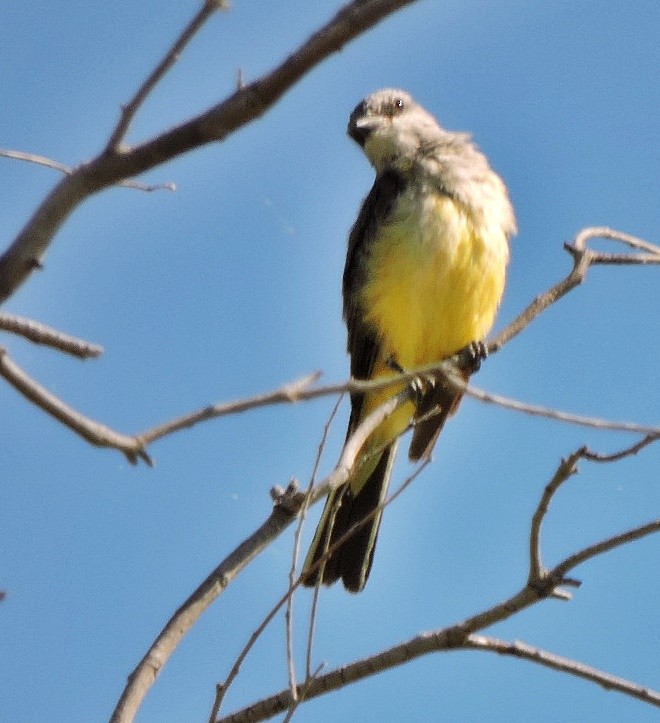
347 89 447 173
348 88 517 237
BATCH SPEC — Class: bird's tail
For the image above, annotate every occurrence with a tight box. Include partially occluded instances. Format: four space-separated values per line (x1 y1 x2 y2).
301 441 397 593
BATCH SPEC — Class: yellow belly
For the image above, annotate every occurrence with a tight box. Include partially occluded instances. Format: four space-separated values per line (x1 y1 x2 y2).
362 191 508 367
354 190 508 463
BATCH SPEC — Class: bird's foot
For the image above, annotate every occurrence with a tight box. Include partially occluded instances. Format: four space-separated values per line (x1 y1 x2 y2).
458 340 488 374
386 355 427 402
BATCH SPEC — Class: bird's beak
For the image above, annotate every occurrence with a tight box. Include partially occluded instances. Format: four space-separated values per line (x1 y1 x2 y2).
347 118 370 146
348 104 380 147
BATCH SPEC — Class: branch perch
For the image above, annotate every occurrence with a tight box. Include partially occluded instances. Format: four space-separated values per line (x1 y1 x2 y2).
3 223 656 464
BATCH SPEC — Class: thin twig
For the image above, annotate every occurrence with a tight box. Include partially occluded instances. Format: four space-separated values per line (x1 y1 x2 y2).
465 634 660 706
0 313 103 358
0 148 72 175
134 227 660 439
136 349 660 448
462 382 660 436
215 433 660 722
282 663 324 723
285 541 299 706
138 371 325 447
284 395 343 706
573 226 660 256
554 519 660 581
579 434 660 462
489 226 660 353
528 439 660 593
106 0 227 151
211 446 429 723
0 347 150 465
2 345 655 468
528 450 582 584
217 545 660 723
306 580 323 685
2 336 657 465
0 148 175 192
296 395 344 680
116 479 304 723
209 390 411 717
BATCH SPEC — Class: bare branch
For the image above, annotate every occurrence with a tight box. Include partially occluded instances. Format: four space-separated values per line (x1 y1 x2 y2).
211 449 429 719
0 0 418 304
137 340 660 450
528 450 581 584
130 231 660 447
0 148 175 192
0 313 103 358
138 371 325 445
572 226 660 257
528 440 660 591
302 396 344 682
106 0 227 150
0 148 73 175
464 634 660 706
2 1 655 719
461 381 660 437
216 540 660 723
285 395 343 707
112 389 411 723
112 479 304 723
5 56 659 466
217 573 660 723
3 345 655 466
213 432 660 722
108 277 660 720
2 328 656 464
282 663 324 723
579 435 660 462
208 389 413 717
489 226 660 353
553 519 660 581
0 347 150 465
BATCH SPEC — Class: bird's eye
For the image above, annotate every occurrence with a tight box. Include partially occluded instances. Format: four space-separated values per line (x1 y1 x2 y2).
385 97 405 117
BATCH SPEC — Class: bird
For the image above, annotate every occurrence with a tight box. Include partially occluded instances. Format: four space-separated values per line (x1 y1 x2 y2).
302 89 516 592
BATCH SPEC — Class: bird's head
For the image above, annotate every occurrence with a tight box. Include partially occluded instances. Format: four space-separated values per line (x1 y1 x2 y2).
347 88 443 173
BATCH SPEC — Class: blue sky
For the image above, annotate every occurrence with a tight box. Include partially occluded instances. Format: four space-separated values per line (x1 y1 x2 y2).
1 2 659 721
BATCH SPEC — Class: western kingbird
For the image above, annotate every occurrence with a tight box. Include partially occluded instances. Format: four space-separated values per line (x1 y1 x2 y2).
302 89 516 592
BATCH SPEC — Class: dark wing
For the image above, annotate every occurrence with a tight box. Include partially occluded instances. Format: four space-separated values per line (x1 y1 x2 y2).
302 169 408 592
342 168 407 431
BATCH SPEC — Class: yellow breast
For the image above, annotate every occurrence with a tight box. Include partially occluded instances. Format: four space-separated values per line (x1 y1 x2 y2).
360 190 508 370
